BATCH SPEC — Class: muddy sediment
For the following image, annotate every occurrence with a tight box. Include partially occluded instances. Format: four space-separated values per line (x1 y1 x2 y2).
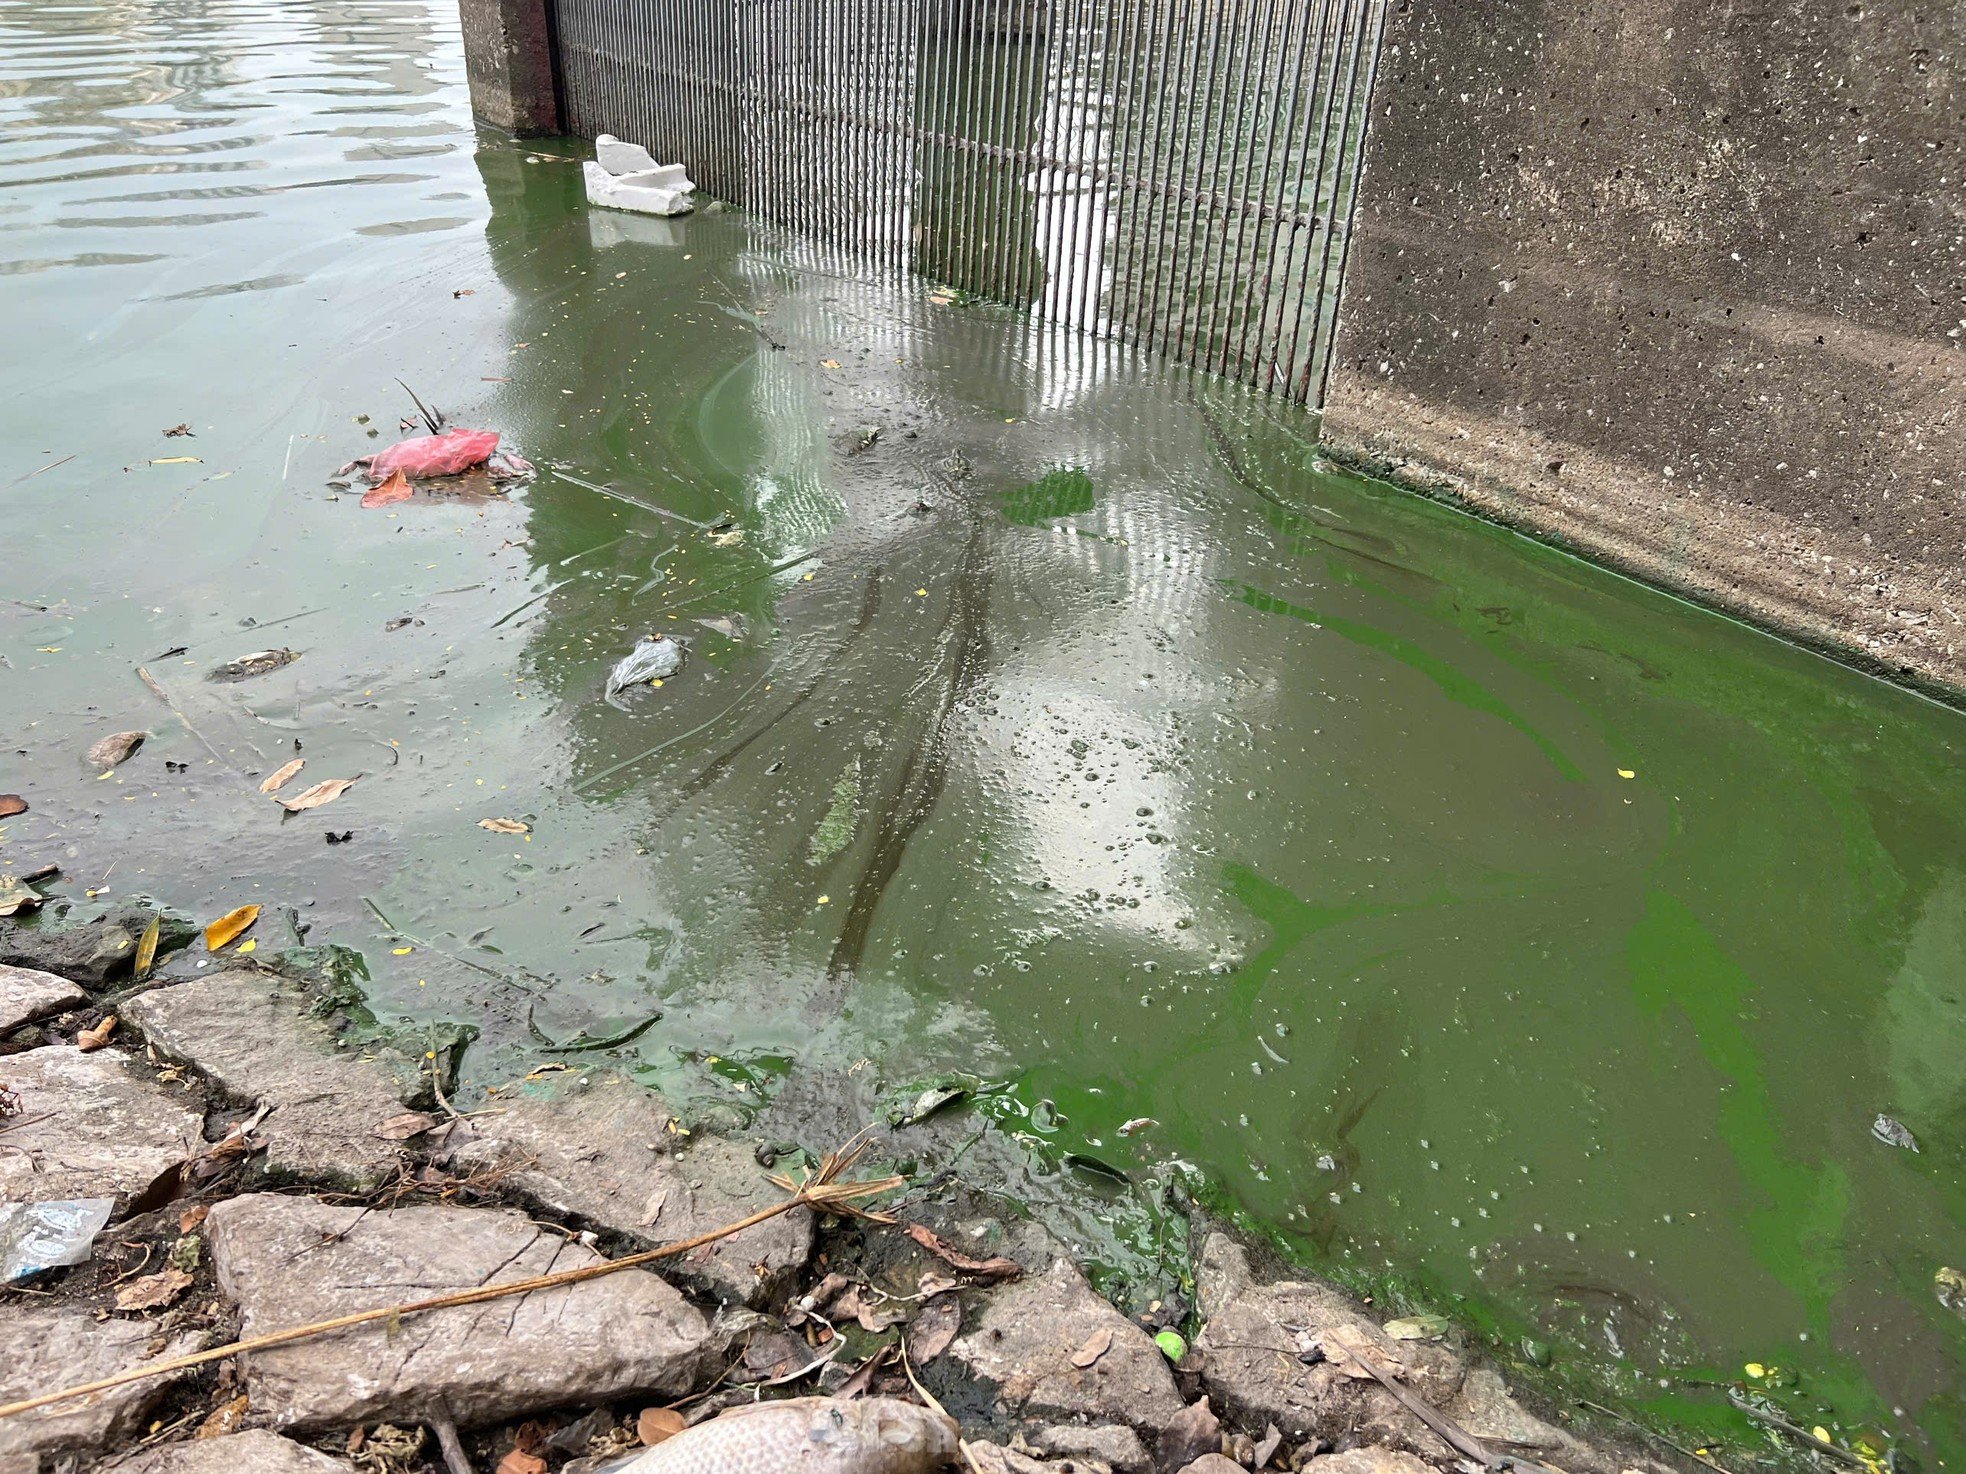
1 907 1674 1474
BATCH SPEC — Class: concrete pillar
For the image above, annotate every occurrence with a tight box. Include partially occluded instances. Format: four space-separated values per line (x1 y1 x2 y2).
459 0 560 136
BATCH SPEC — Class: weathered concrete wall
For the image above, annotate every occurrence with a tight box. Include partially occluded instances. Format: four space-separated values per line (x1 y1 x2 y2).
1321 0 1964 696
459 0 560 135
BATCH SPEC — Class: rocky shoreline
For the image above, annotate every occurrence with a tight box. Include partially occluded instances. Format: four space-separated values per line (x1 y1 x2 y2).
2 906 1673 1474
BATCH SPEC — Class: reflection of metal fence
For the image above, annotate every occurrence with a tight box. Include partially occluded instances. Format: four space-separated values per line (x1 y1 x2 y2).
551 0 1386 408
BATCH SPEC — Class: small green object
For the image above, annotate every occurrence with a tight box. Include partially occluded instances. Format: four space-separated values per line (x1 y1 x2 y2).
1154 1329 1187 1362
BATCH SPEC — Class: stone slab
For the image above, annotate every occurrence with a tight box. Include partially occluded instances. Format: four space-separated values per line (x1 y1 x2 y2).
0 963 87 1033
441 1073 811 1306
0 1044 201 1210
0 1306 198 1466
109 1430 355 1473
122 972 416 1190
206 1193 716 1431
948 1253 1183 1436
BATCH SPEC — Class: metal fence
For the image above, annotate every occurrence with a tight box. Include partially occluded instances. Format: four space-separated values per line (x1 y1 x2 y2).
552 0 1387 408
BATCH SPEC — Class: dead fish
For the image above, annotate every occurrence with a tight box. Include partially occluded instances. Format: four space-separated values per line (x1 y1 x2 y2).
612 1397 958 1474
208 648 299 683
86 730 146 770
1872 1114 1919 1152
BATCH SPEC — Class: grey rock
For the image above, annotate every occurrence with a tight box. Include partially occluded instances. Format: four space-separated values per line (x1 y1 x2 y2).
1029 1423 1151 1473
949 1252 1183 1435
1447 1368 1572 1451
967 1444 1090 1474
1176 1459 1245 1474
122 971 417 1190
0 907 196 988
0 1305 200 1465
0 1045 201 1209
441 1073 811 1306
107 1429 355 1472
0 962 86 1032
206 1193 716 1431
1303 1451 1435 1474
1192 1234 1464 1454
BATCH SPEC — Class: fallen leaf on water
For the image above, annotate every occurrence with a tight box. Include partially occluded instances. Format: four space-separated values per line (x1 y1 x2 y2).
150 456 202 465
134 914 161 980
1117 1116 1157 1137
179 1205 210 1234
164 423 194 437
208 648 299 683
820 359 842 369
478 817 529 835
910 1294 961 1362
204 904 260 952
372 1111 439 1141
1616 768 1635 779
361 468 413 508
195 1395 247 1440
1745 1362 1767 1378
0 794 26 818
87 730 147 770
636 1409 686 1448
114 1268 194 1313
902 1222 1023 1280
0 874 46 917
1070 1326 1114 1368
495 1452 546 1474
77 1015 117 1051
258 758 305 794
281 777 356 812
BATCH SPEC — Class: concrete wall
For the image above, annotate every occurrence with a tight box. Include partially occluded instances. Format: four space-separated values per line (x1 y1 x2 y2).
459 0 559 136
1321 0 1964 696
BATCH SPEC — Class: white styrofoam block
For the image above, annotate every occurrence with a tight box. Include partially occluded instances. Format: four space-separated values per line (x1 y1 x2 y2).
594 133 661 175
583 160 695 217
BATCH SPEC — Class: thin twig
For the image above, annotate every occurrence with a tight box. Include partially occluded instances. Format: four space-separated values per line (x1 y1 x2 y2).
0 1140 901 1423
899 1332 982 1474
1726 1393 1866 1469
362 897 546 996
136 666 229 769
1579 1399 1739 1474
430 1410 474 1474
1346 1343 1560 1474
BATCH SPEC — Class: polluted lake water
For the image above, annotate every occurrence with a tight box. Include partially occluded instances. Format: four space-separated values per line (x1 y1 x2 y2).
2 0 1963 1463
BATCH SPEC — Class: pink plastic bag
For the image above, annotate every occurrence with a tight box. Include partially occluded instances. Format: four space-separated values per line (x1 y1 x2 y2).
361 428 500 480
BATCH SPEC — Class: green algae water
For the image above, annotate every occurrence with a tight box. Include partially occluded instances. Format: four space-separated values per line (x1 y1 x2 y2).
2 0 1961 1460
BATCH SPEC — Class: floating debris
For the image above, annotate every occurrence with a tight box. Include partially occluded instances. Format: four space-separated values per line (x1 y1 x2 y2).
605 634 684 707
208 648 299 683
1871 1114 1919 1152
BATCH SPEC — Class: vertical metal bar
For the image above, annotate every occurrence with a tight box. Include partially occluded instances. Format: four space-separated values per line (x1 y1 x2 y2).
1296 0 1376 402
1109 0 1160 346
952 0 989 296
1136 0 1191 357
1046 0 1091 327
1153 0 1213 361
970 0 1008 301
1233 0 1313 380
1174 0 1239 369
1068 0 1118 332
1005 0 1045 310
1265 0 1347 390
1090 0 1139 335
921 0 956 283
1198 0 1267 376
1211 0 1282 382
1283 0 1363 399
1314 0 1387 408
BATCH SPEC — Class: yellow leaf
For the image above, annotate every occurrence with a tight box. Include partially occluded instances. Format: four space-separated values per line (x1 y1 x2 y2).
204 904 260 952
236 938 256 953
1616 768 1636 779
478 817 529 835
392 946 413 955
134 914 161 980
1744 1362 1766 1378
817 894 830 905
258 758 305 794
820 359 842 369
280 777 356 812
150 456 202 465
1812 1429 1832 1445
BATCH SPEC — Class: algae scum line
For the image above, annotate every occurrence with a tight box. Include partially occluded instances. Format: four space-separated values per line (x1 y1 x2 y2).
2 0 1963 1464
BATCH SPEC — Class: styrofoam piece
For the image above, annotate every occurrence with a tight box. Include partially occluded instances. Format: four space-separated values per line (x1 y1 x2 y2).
583 160 695 217
594 133 660 175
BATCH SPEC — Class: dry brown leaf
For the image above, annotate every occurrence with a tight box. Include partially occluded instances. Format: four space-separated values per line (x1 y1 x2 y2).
637 1188 667 1227
77 1015 117 1052
0 795 26 818
280 777 356 812
204 904 260 951
258 757 305 794
1070 1325 1114 1369
636 1408 686 1447
372 1111 439 1141
179 1204 210 1234
114 1267 193 1313
910 1294 961 1363
836 1343 896 1400
87 730 146 770
495 1451 547 1474
195 1394 248 1440
362 469 413 508
133 914 161 981
902 1222 1023 1280
478 817 529 835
